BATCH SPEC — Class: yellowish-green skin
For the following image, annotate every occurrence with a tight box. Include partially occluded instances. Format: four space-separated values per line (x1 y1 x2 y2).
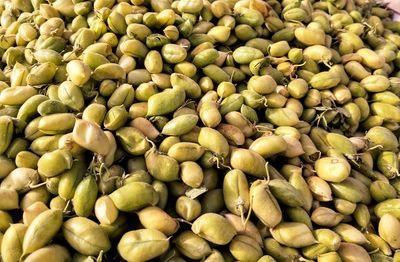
63 217 111 256
117 229 169 262
109 182 159 212
191 213 237 245
1 0 400 260
22 209 63 256
174 230 211 260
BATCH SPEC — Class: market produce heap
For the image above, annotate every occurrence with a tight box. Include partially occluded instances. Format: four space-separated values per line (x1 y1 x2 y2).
0 0 400 261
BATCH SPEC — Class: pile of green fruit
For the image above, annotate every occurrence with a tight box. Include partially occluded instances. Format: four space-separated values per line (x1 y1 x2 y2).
1 0 400 260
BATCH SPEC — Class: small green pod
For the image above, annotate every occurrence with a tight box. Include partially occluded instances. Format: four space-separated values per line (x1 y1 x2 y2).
216 123 245 146
66 60 91 86
161 44 187 64
372 91 400 106
370 180 397 203
144 50 163 74
202 64 230 84
371 102 400 122
152 180 168 210
37 149 73 178
361 75 390 92
0 156 16 179
174 230 212 260
334 198 357 216
107 83 135 109
104 105 128 131
309 71 341 90
37 100 68 116
175 196 201 221
1 224 27 262
191 213 237 245
289 172 313 212
72 28 95 51
170 73 201 99
81 52 110 70
137 206 179 236
295 27 326 46
146 33 170 49
0 211 12 233
240 104 259 123
5 137 29 159
357 48 385 69
109 182 158 212
265 108 299 126
198 127 229 158
330 177 370 204
270 222 317 248
16 95 48 123
285 207 313 230
302 229 341 259
0 116 14 155
162 114 199 136
269 179 305 207
333 223 369 246
120 39 148 59
72 118 110 155
167 142 204 162
311 207 344 227
232 46 264 64
374 199 400 219
23 245 71 262
117 229 169 262
116 126 149 155
26 62 57 86
58 81 84 111
94 195 119 225
230 148 267 178
303 45 332 62
269 41 290 57
180 161 203 188
377 151 399 178
33 49 63 65
135 82 158 102
366 126 399 151
1 167 39 193
63 217 111 256
82 103 107 126
38 113 75 135
73 176 98 217
229 235 263 262
263 238 300 262
250 180 282 228
192 48 219 68
223 169 250 216
283 7 308 21
145 148 179 182
315 157 351 183
92 63 125 81
22 209 63 256
20 187 50 211
249 135 287 158
345 61 371 81
199 101 221 128
15 151 38 169
146 86 186 116
29 135 61 156
107 11 127 34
